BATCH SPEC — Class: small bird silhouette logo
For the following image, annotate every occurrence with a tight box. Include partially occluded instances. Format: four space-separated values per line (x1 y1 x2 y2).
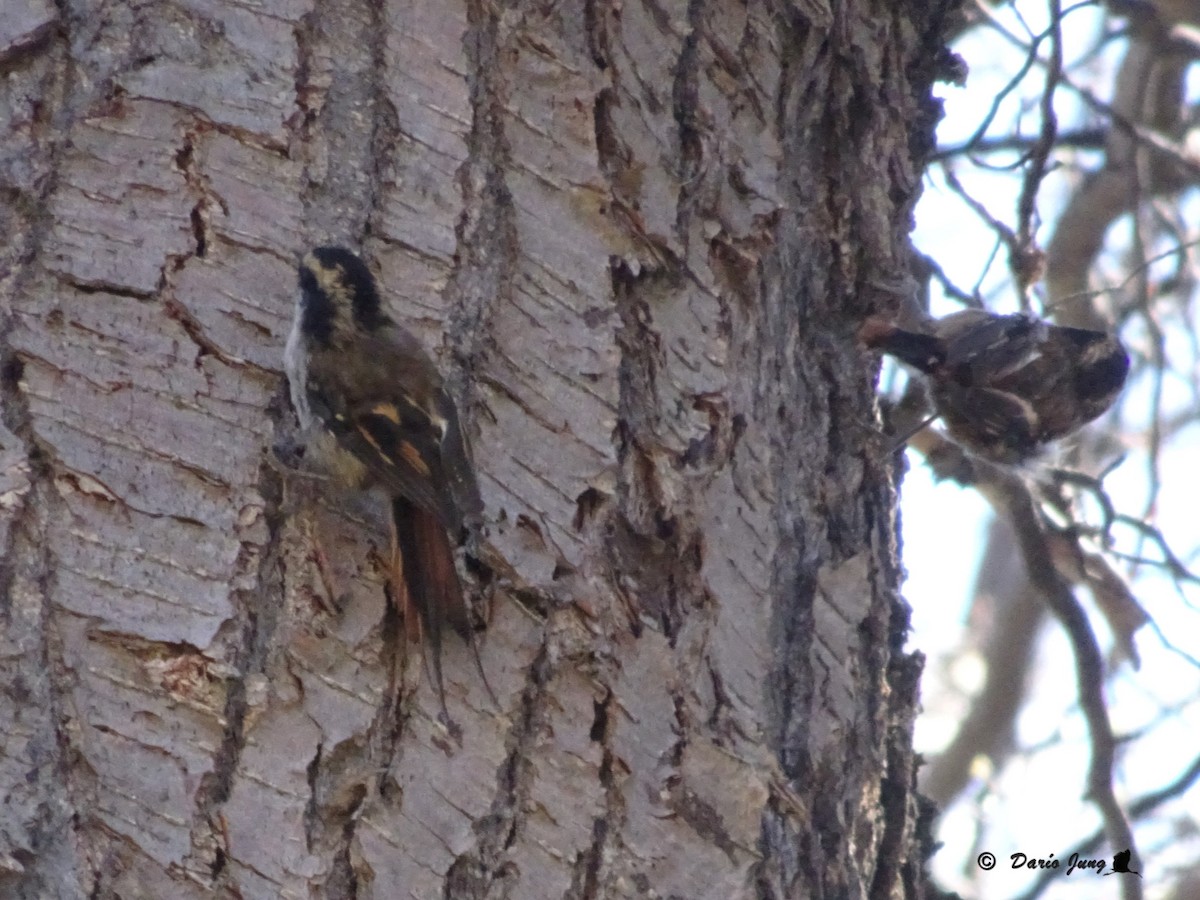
1104 849 1141 877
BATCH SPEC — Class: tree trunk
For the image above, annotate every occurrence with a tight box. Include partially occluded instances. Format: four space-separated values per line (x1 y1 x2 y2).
0 1 951 897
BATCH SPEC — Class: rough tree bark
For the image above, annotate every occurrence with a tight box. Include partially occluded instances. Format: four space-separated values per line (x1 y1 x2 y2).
0 1 953 897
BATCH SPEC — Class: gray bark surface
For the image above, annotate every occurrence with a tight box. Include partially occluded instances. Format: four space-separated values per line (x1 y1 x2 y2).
0 1 949 897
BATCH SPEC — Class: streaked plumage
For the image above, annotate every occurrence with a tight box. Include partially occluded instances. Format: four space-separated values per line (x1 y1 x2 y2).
860 309 1129 463
285 246 483 719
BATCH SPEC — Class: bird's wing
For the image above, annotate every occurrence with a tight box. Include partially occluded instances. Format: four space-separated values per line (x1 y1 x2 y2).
935 382 1040 462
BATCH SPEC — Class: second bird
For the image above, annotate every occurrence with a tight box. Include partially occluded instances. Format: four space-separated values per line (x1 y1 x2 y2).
860 308 1129 464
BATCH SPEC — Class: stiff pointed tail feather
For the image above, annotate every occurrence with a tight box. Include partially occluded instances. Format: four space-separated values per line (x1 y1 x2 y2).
389 497 495 721
857 316 946 374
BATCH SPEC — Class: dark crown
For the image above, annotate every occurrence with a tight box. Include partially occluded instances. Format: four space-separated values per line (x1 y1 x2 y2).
298 246 389 344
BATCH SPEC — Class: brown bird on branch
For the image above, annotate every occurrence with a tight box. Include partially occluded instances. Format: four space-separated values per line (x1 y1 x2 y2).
859 309 1129 463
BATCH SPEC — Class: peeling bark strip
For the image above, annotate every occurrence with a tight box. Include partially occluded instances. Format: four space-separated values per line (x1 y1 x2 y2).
0 0 947 897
